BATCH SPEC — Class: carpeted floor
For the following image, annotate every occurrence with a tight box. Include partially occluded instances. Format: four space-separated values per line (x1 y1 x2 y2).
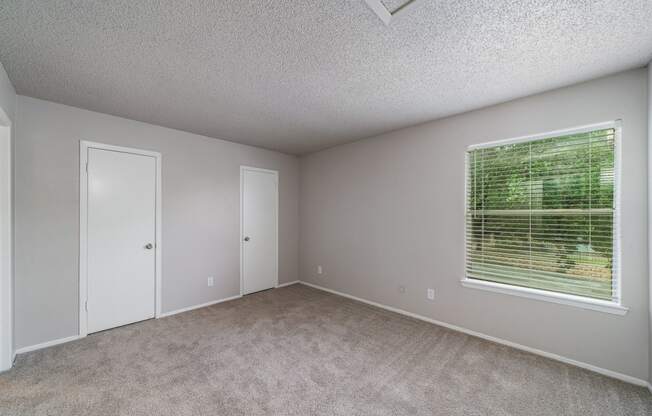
1 284 650 415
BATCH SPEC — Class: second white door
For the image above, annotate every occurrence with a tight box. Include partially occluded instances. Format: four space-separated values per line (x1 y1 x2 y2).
241 167 278 295
87 147 157 333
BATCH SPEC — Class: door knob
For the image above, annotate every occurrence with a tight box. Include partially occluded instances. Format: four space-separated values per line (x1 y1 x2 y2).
243 236 250 242
145 243 153 249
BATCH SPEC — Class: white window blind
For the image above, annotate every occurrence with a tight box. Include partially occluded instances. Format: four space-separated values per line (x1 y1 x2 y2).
465 126 619 302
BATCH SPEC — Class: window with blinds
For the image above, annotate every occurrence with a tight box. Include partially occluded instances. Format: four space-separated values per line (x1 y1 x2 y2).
465 125 619 302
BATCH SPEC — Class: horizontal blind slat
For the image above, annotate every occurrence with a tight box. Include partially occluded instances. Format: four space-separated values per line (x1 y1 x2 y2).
466 127 617 302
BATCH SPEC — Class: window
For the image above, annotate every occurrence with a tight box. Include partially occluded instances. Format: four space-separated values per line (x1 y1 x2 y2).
464 123 622 310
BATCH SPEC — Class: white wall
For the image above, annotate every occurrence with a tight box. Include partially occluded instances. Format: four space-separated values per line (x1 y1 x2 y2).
299 68 649 382
0 61 16 371
14 96 300 350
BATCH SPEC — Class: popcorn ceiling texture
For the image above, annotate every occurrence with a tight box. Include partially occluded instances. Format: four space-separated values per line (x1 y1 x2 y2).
0 0 651 154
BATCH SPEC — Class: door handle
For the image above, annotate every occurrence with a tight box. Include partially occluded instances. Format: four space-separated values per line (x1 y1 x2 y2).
243 236 250 242
144 243 153 250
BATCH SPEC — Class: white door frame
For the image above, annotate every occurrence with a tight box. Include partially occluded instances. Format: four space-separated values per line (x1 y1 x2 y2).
79 141 162 337
239 166 279 296
0 111 12 372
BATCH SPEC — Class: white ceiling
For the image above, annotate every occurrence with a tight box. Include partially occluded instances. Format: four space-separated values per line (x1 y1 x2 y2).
1 1 651 155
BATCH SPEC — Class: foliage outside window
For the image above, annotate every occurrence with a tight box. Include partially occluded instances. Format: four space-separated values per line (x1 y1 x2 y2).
465 126 618 302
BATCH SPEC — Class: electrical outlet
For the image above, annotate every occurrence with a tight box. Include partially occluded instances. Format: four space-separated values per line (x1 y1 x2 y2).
398 285 406 294
207 276 214 287
317 265 323 275
427 288 435 300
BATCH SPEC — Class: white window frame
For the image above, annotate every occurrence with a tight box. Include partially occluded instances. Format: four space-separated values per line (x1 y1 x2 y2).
461 121 628 315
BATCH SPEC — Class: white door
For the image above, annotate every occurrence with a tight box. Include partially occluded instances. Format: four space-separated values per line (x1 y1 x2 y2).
87 148 157 333
241 167 278 295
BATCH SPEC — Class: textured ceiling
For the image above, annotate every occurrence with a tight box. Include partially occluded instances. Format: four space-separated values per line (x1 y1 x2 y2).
1 1 651 155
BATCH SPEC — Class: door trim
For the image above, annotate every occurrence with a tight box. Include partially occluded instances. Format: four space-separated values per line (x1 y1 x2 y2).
0 113 12 372
239 166 279 296
79 141 162 338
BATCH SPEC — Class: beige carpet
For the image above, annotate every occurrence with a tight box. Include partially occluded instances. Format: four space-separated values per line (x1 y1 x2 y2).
1 284 650 415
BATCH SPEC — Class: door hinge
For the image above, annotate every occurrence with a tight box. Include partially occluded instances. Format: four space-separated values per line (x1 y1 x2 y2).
85 300 88 311
85 162 88 173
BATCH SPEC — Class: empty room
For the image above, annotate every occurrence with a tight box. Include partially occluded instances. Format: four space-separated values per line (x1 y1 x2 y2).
0 1 651 415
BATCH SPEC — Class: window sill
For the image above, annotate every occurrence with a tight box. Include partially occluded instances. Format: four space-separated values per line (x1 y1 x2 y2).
461 278 629 315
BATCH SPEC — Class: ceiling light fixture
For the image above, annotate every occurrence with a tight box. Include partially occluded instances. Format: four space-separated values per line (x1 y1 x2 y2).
363 0 418 25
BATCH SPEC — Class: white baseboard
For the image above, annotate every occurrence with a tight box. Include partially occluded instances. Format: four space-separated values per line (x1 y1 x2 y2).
158 295 242 318
15 335 81 355
299 281 649 388
276 280 300 288
0 351 17 373
12 282 651 389
159 283 298 318
16 295 243 355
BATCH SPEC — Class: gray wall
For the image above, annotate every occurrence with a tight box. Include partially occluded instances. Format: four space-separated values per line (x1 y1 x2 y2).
299 68 650 381
14 96 300 349
0 62 15 122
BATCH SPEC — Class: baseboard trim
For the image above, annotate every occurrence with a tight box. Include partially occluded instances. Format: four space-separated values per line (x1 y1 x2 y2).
15 295 244 355
158 295 242 318
16 335 81 355
276 280 300 288
299 281 649 388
